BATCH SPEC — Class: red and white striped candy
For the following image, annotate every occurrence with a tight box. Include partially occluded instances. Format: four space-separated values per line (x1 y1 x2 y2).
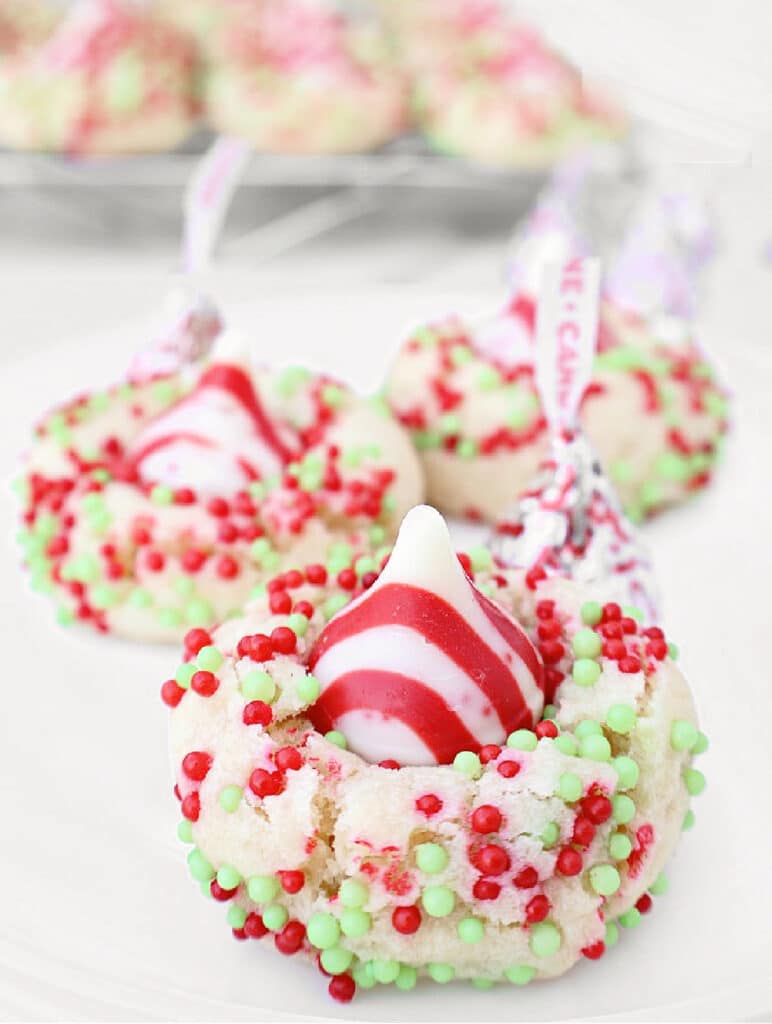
308 505 544 766
129 333 298 497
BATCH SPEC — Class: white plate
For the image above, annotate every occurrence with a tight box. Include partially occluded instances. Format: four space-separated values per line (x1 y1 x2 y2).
1 284 771 1022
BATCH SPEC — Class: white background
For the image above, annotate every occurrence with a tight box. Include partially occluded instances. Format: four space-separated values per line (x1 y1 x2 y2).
2 2 772 1020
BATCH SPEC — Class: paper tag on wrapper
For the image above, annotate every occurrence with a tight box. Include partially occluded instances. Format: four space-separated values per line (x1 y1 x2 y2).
183 135 251 275
535 258 601 436
491 258 661 625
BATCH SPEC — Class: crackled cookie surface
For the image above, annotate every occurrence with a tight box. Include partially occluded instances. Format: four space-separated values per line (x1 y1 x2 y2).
0 0 197 154
203 0 408 154
0 0 58 59
17 338 423 642
386 296 729 523
166 506 706 1002
386 0 624 167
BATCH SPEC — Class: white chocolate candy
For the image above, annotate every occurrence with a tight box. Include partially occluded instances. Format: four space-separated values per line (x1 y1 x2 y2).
308 505 544 766
130 334 299 497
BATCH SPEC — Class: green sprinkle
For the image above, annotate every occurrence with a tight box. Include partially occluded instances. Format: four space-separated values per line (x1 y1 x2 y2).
613 756 640 790
395 965 417 991
668 642 679 660
185 598 214 625
472 978 495 990
457 438 478 459
580 734 612 761
558 772 583 802
692 731 709 755
619 907 641 929
421 885 455 918
530 921 561 958
670 719 699 751
656 451 691 483
353 964 376 990
581 601 603 625
609 833 633 861
553 734 578 756
458 917 485 944
415 842 448 874
505 965 536 985
572 628 602 658
453 750 482 778
320 947 353 975
613 794 636 825
438 412 461 435
227 904 247 930
606 704 637 734
196 646 223 672
219 786 243 813
241 670 276 703
296 674 320 703
152 379 177 404
322 384 346 409
177 819 194 843
605 921 620 947
339 879 369 909
477 365 502 390
151 484 174 506
276 366 310 398
507 729 537 751
246 875 280 904
323 594 349 621
175 663 196 689
543 704 557 720
55 605 73 626
174 576 195 597
187 848 215 883
684 768 706 796
575 719 602 740
90 584 117 610
611 459 635 484
262 904 288 932
217 865 241 891
589 864 621 896
369 524 386 545
428 963 455 984
541 822 559 849
683 809 696 830
325 730 347 750
572 658 601 687
622 605 644 623
649 872 669 896
340 908 371 937
371 959 400 985
157 608 183 629
129 588 153 609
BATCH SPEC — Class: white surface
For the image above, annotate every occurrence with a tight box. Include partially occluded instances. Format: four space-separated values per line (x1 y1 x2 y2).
1 167 772 1021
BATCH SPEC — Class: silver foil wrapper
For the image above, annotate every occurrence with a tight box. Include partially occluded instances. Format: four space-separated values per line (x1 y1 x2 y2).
128 278 224 384
491 430 661 622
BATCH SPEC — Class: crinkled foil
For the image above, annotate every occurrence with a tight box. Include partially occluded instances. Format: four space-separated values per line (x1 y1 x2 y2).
491 430 661 623
128 278 223 384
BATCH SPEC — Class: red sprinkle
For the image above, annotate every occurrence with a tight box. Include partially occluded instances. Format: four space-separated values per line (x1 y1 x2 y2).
244 912 268 939
278 870 305 894
513 866 538 889
160 679 184 708
249 769 284 798
415 793 443 817
305 564 327 585
181 792 200 822
328 974 356 1003
184 628 212 655
497 759 520 779
191 670 218 697
525 894 550 923
479 744 501 764
556 847 583 876
471 805 502 834
535 720 558 739
572 816 596 848
475 844 510 876
271 626 297 655
269 591 292 615
275 920 306 955
473 878 501 901
583 794 613 825
392 905 421 935
636 893 653 914
582 940 605 960
182 751 212 782
275 747 303 772
243 701 273 727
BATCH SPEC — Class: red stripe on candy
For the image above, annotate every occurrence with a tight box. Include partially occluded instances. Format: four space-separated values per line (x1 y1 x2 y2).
473 589 545 695
129 430 215 467
309 583 537 735
308 669 480 765
198 364 296 463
